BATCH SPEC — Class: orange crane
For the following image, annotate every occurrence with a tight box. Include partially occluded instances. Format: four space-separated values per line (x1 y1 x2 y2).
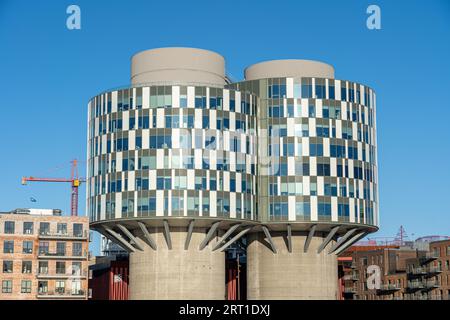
21 160 85 216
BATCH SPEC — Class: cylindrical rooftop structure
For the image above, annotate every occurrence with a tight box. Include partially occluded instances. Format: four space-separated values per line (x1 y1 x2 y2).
244 59 335 80
131 47 227 85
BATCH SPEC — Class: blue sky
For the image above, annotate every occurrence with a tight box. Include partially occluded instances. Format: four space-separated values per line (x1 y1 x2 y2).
0 0 449 254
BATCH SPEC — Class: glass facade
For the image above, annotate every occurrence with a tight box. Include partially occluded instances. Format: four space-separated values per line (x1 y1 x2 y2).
88 77 378 228
87 85 258 222
228 76 378 226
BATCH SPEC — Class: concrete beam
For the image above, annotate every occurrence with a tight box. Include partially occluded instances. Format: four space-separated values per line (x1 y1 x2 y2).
117 224 144 251
199 221 221 250
218 227 252 252
334 231 370 256
287 224 292 253
103 226 136 253
317 226 340 254
163 220 172 250
184 220 195 250
212 224 241 251
304 224 317 253
262 226 277 254
327 228 358 254
137 222 157 250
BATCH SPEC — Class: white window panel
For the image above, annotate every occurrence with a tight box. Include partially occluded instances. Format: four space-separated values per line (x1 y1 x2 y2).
187 86 195 108
310 196 318 221
286 78 294 98
235 91 241 113
128 130 135 151
112 91 118 113
316 99 322 118
223 89 229 111
172 86 180 108
331 197 338 222
142 87 149 109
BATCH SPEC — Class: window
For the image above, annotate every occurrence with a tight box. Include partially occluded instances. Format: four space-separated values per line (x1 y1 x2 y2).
3 260 13 273
38 281 48 294
38 261 48 274
57 223 67 235
72 262 82 276
4 221 14 234
22 261 32 274
39 222 50 235
56 262 66 275
2 280 12 293
73 224 83 237
72 280 82 295
202 197 210 212
317 162 331 176
72 243 83 257
23 222 33 235
316 123 329 137
308 104 316 117
21 280 32 293
329 85 335 99
310 143 323 157
315 81 326 99
39 241 49 255
301 79 312 98
23 241 33 254
318 201 332 217
3 240 14 253
55 281 65 294
56 242 66 256
295 201 311 219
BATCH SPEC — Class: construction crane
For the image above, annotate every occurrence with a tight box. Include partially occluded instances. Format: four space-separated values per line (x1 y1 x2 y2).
21 159 85 216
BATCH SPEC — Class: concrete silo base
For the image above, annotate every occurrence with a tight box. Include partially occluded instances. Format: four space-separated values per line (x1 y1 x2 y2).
128 227 225 300
246 231 338 300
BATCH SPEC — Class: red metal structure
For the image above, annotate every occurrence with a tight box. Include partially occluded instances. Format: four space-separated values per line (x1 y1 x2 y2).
89 260 129 300
21 159 85 216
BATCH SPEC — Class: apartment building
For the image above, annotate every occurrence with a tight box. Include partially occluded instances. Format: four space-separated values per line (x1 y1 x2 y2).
428 239 450 299
0 208 89 300
339 239 450 300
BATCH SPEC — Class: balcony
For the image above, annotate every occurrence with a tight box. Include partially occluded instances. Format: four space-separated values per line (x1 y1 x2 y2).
407 281 425 291
420 252 439 265
38 229 88 240
37 289 87 299
423 280 439 290
408 267 427 276
425 266 442 276
377 284 401 293
37 251 88 260
36 271 88 279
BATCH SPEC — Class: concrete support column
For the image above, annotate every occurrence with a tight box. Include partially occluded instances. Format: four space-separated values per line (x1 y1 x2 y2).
129 227 225 300
247 231 338 300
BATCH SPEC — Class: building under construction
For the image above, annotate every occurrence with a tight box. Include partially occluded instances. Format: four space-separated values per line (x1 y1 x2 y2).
86 47 379 299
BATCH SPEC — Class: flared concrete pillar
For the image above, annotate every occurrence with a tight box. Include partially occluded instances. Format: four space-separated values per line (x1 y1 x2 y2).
247 231 338 300
129 227 225 300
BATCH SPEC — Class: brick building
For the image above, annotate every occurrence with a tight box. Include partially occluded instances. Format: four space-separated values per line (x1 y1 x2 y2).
0 208 90 300
428 239 450 299
339 239 450 300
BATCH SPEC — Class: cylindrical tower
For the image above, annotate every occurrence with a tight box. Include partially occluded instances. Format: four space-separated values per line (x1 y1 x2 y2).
87 48 258 299
229 59 379 299
87 50 378 300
